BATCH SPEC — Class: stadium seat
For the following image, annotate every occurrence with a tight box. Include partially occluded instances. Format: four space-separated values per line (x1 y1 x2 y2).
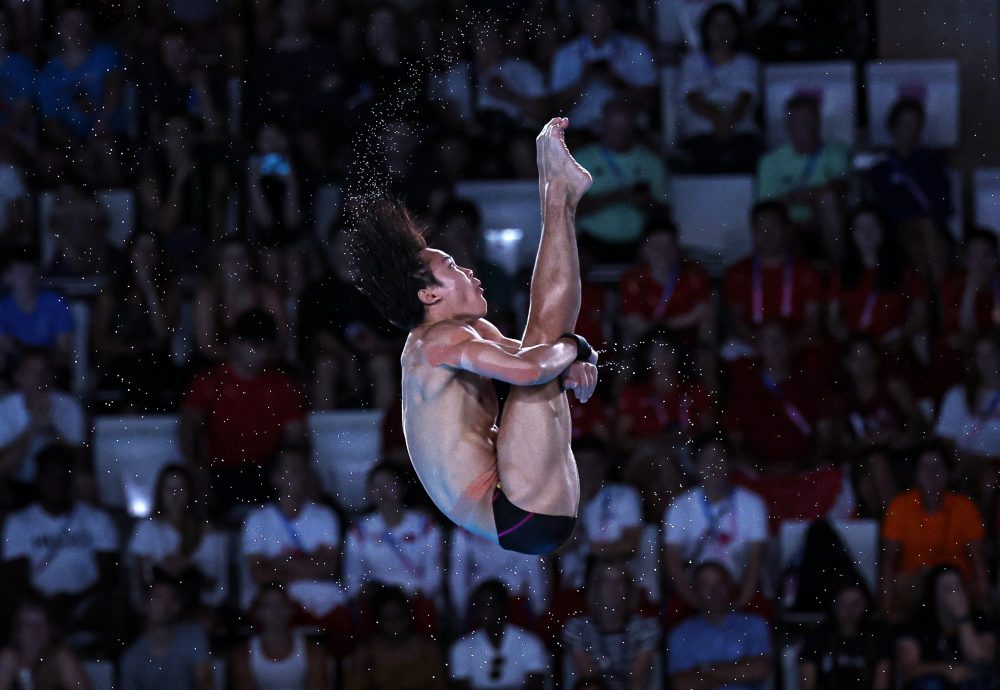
973 168 1000 236
92 414 181 515
69 299 91 395
654 0 747 48
308 409 384 513
670 174 755 274
763 62 857 147
865 60 960 148
630 523 663 603
454 180 540 274
314 183 342 237
948 168 965 240
782 642 802 690
97 189 136 248
660 67 681 151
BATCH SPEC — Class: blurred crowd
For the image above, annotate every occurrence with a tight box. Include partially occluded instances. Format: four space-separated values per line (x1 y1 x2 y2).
0 0 997 689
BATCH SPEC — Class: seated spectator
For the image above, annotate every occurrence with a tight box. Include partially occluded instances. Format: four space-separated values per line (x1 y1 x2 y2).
45 179 114 278
343 464 444 621
192 239 289 362
663 435 767 623
120 578 213 690
448 527 550 626
92 230 181 412
0 10 34 138
298 227 397 410
241 447 345 622
896 566 995 690
678 3 761 172
934 229 1000 392
562 561 659 690
667 562 772 690
828 206 928 368
573 98 670 262
449 581 549 690
935 331 1000 511
0 600 91 689
880 441 990 621
128 464 228 613
247 123 309 297
800 582 891 690
724 202 823 355
867 98 953 281
0 248 75 370
181 310 306 517
618 220 712 348
756 95 850 263
616 334 715 454
549 0 656 133
343 585 447 690
1 444 124 649
0 349 85 495
229 583 329 690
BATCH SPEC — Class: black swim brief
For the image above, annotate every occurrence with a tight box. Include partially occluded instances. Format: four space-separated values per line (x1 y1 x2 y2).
492 486 576 555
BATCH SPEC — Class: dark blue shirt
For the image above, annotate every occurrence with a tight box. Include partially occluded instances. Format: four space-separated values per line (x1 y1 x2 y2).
0 52 35 124
668 612 772 690
0 290 74 347
37 44 123 138
868 149 953 226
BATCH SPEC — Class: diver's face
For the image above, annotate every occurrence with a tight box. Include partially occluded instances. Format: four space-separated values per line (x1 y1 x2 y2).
419 248 487 319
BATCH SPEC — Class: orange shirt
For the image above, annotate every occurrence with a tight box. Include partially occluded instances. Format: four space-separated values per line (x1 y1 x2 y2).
882 490 984 578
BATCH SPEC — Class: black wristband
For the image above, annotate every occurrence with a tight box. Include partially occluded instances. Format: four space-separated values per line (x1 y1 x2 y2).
560 332 594 363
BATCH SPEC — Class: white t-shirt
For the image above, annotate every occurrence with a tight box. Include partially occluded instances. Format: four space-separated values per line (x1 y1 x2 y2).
343 510 443 600
678 51 760 137
3 502 118 596
430 58 548 127
550 34 657 130
0 391 86 482
559 483 643 590
448 625 549 688
935 386 1000 459
448 528 550 618
241 502 345 615
663 485 767 579
127 518 229 606
0 163 26 232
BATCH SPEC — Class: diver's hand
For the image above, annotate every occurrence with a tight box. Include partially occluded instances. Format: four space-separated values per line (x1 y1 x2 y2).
561 361 598 403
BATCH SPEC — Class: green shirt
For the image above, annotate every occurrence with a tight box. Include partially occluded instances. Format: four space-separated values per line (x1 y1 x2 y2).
756 141 850 223
574 143 671 244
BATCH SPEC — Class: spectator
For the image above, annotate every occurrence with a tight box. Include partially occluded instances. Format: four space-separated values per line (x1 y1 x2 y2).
92 230 181 412
616 334 715 453
562 561 659 690
0 248 75 370
45 179 114 278
896 565 995 690
448 581 549 690
1 444 123 647
241 447 345 621
343 585 447 690
723 202 823 354
663 435 767 621
342 4 421 120
128 463 228 613
867 98 953 281
678 3 761 172
246 123 309 297
800 582 891 690
756 95 850 263
0 349 85 493
573 98 671 261
120 578 213 690
447 528 550 626
935 331 1000 511
618 220 712 348
667 562 772 690
0 10 34 139
880 441 990 621
229 584 328 690
192 239 288 363
181 309 306 516
0 600 91 690
549 0 656 132
343 464 444 614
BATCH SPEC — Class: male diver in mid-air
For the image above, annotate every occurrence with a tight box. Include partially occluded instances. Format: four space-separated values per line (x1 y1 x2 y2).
353 118 597 554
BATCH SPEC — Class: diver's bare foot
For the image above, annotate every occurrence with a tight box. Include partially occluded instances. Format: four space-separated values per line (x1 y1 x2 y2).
536 117 592 206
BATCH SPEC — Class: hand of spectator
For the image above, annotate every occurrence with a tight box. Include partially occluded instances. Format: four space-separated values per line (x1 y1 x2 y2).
160 553 192 577
712 110 736 142
584 59 617 86
944 664 975 684
26 393 53 431
487 75 505 98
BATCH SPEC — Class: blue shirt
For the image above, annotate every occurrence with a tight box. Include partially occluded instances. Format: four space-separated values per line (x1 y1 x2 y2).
0 52 35 124
0 290 74 347
668 612 771 690
36 44 122 138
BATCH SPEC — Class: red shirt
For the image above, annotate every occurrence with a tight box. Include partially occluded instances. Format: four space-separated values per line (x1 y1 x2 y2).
619 261 710 340
937 270 1000 344
184 363 305 467
617 380 713 438
724 256 823 330
724 361 844 469
828 268 925 340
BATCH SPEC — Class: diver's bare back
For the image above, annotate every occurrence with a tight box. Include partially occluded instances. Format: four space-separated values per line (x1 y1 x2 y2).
400 320 505 538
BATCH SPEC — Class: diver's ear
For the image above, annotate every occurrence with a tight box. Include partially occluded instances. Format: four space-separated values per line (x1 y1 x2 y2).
417 286 441 306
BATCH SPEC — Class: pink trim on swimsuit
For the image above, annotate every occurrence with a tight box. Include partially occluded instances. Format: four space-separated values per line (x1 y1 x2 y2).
497 511 535 538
